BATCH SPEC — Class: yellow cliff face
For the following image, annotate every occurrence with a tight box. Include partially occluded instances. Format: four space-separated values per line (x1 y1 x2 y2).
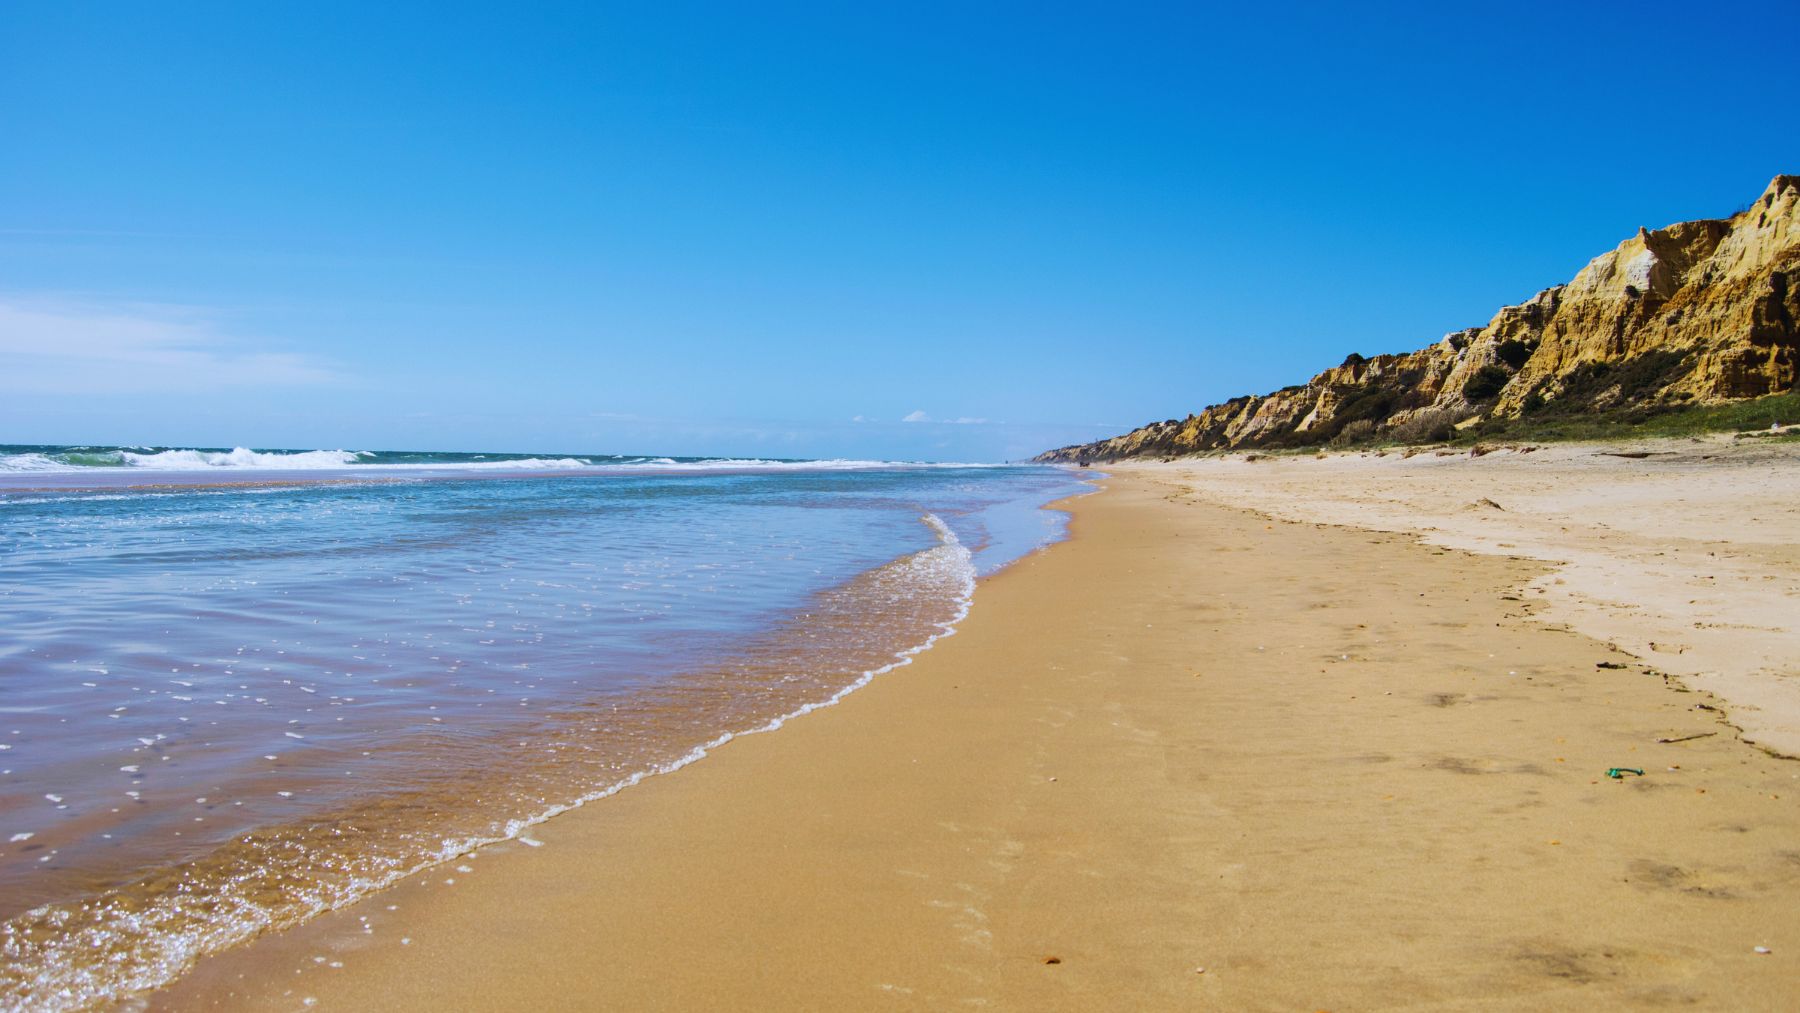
1498 176 1797 411
1041 175 1798 462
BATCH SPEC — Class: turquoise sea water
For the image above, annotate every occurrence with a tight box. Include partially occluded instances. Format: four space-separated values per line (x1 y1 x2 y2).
0 446 1087 1009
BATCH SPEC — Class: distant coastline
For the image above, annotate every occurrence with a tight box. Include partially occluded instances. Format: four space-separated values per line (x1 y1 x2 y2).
1042 175 1799 463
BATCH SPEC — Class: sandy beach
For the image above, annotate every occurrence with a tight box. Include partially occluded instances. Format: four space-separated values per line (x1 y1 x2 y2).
1135 435 1800 758
156 450 1800 1011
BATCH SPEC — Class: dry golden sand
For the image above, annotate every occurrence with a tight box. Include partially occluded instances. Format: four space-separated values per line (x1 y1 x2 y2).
1136 436 1800 757
156 471 1800 1010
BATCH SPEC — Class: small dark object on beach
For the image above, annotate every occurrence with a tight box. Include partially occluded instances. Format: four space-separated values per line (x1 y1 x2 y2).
1656 732 1717 744
1606 767 1645 779
1043 956 1062 965
1595 661 1628 670
1476 497 1505 510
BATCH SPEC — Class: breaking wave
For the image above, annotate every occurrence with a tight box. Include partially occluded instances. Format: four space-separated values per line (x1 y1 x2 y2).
0 445 1006 477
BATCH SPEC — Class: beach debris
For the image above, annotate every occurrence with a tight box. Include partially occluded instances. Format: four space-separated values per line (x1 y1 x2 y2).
1042 956 1062 965
1194 967 1206 975
1595 661 1628 670
9 833 33 842
1754 945 1772 954
1605 767 1645 780
1655 732 1716 744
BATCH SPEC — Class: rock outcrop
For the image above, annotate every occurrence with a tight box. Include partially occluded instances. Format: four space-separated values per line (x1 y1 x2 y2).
1038 175 1799 463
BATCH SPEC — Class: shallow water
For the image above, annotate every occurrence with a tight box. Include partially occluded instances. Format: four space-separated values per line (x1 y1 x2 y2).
0 458 1085 1009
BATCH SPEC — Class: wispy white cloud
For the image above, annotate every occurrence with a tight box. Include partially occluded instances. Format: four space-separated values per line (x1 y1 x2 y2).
0 297 339 394
900 410 989 425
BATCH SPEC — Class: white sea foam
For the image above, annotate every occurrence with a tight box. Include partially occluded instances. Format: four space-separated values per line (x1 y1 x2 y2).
0 453 70 472
0 448 1008 476
109 449 596 471
123 448 367 469
0 448 371 473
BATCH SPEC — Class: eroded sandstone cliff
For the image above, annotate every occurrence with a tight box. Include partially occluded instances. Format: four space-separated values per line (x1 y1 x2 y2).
1038 175 1798 462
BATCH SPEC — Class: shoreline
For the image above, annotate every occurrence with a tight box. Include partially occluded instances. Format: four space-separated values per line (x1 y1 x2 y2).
1 467 1082 1010
151 463 1800 1010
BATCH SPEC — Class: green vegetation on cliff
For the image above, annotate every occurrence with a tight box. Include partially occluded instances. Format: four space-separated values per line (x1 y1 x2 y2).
1452 389 1800 446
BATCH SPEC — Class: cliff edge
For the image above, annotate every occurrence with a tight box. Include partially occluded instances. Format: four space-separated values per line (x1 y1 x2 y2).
1038 175 1799 463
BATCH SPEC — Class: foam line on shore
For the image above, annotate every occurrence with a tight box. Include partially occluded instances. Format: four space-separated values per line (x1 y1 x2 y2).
0 515 982 1012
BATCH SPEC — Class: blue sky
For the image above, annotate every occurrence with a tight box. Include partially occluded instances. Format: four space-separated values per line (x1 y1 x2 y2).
2 2 1795 461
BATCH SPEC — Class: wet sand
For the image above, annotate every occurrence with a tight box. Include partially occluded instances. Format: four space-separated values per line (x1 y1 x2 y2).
157 469 1799 1010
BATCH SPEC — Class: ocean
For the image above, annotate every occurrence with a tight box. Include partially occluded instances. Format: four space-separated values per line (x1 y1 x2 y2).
0 445 1088 1009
